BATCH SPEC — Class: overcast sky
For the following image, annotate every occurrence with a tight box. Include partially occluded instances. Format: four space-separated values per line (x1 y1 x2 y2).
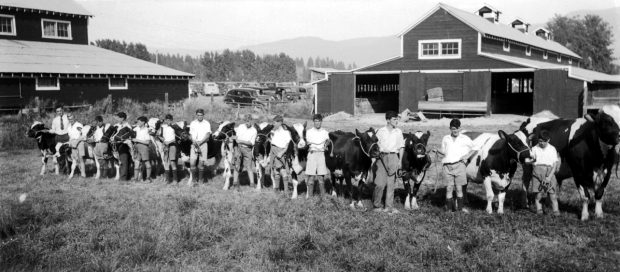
78 0 619 51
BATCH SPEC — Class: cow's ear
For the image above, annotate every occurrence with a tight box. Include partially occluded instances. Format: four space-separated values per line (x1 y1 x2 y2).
498 130 508 139
355 129 362 137
585 114 595 122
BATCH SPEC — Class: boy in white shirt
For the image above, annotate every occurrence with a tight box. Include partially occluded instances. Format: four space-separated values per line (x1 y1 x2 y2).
230 114 258 190
133 116 152 182
189 109 212 185
305 114 330 198
49 104 70 143
434 118 476 213
530 130 560 215
159 114 179 183
67 113 86 178
373 111 405 214
269 115 292 195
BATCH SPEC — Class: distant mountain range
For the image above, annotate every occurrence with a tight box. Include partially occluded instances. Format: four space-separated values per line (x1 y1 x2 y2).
152 7 618 68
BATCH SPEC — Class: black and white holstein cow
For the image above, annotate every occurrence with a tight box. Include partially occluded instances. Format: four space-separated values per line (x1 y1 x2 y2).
528 105 620 220
27 122 66 175
400 131 432 210
325 128 380 210
465 130 532 214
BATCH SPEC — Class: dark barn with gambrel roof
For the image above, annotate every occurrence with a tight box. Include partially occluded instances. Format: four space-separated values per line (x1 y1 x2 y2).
0 0 193 108
314 3 620 118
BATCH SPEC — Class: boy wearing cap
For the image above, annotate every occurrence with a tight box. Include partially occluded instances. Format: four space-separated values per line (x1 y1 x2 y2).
67 113 87 178
269 115 292 195
159 114 179 183
373 111 405 214
530 130 560 215
305 113 330 198
189 109 212 185
435 118 476 213
230 114 258 190
133 116 153 182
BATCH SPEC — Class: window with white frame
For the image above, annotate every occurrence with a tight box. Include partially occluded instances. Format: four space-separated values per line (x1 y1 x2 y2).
0 14 16 36
525 46 531 56
503 40 510 52
543 51 548 60
41 19 72 39
557 55 562 62
36 77 60 91
418 39 461 59
109 78 128 90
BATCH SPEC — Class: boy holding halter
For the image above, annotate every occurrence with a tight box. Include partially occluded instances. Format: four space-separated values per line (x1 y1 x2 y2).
530 130 560 215
132 116 153 182
305 113 330 198
159 114 179 183
269 115 292 195
230 114 258 190
373 111 405 214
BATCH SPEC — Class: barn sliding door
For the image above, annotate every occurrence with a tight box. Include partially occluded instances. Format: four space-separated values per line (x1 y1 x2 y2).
330 73 355 114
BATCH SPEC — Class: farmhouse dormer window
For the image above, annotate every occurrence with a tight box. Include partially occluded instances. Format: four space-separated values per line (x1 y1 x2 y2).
418 39 462 59
0 14 16 36
36 77 60 91
41 19 72 40
109 78 128 90
503 40 510 52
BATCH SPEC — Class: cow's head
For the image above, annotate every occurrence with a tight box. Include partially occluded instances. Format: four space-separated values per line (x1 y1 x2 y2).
84 125 97 139
290 123 307 148
172 121 191 142
148 118 162 135
100 125 118 143
213 121 235 141
589 105 620 146
254 123 274 158
27 122 47 138
113 126 134 142
355 128 380 158
499 130 530 163
406 131 431 158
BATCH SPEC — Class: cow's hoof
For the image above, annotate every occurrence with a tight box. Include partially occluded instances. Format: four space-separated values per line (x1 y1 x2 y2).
498 210 504 215
595 212 604 219
486 208 493 214
404 206 412 211
291 195 298 200
411 204 420 210
223 186 229 191
356 201 364 209
331 191 337 197
349 203 356 210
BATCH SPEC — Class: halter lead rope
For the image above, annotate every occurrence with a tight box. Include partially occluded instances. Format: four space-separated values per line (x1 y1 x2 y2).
351 136 376 158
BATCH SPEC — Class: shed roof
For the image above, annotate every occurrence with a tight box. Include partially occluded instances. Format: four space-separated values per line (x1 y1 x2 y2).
0 40 193 78
481 52 620 83
0 0 93 17
399 3 581 59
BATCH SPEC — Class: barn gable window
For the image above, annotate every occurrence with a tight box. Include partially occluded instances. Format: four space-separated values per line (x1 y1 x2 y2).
418 39 461 59
503 40 510 52
109 78 128 90
41 19 72 40
36 77 60 91
525 46 531 56
543 51 548 60
0 14 16 36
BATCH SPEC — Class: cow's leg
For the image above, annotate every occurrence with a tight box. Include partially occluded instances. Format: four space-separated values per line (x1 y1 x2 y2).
521 164 532 209
93 153 101 179
255 162 263 192
403 180 411 210
114 161 121 180
411 181 422 210
497 191 506 214
483 177 494 214
577 185 590 221
291 176 299 199
54 155 60 175
40 151 47 175
595 198 603 218
68 156 77 180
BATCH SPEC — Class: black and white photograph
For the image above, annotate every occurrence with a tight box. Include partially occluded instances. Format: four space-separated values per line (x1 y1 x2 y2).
1 0 619 270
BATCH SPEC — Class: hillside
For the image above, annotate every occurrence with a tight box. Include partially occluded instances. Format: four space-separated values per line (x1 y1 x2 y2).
241 36 400 68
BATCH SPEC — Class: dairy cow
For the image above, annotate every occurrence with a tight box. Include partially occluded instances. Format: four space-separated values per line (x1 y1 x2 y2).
400 131 432 210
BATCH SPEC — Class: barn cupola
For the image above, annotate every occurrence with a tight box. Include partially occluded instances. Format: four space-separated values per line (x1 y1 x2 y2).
477 5 501 23
511 18 530 33
535 27 552 40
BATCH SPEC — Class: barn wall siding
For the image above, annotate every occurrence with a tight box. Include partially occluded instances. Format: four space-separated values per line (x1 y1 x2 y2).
480 37 577 66
533 70 583 118
330 74 355 114
400 9 523 70
424 73 463 101
1 78 188 107
399 72 423 111
462 71 491 101
358 58 404 72
1 10 89 44
316 80 332 113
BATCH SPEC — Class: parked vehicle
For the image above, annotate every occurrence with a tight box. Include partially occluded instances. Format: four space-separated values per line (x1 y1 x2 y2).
203 82 220 96
223 88 271 106
275 86 307 101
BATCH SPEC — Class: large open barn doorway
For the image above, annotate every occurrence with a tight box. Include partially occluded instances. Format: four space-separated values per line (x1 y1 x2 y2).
355 74 399 114
491 72 534 115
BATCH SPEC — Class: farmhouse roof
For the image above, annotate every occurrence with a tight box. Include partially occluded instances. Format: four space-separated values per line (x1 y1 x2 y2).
0 40 193 78
398 3 581 59
481 52 620 83
0 0 93 17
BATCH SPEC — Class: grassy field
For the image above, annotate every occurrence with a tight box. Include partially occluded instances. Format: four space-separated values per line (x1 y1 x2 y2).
1 122 620 271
